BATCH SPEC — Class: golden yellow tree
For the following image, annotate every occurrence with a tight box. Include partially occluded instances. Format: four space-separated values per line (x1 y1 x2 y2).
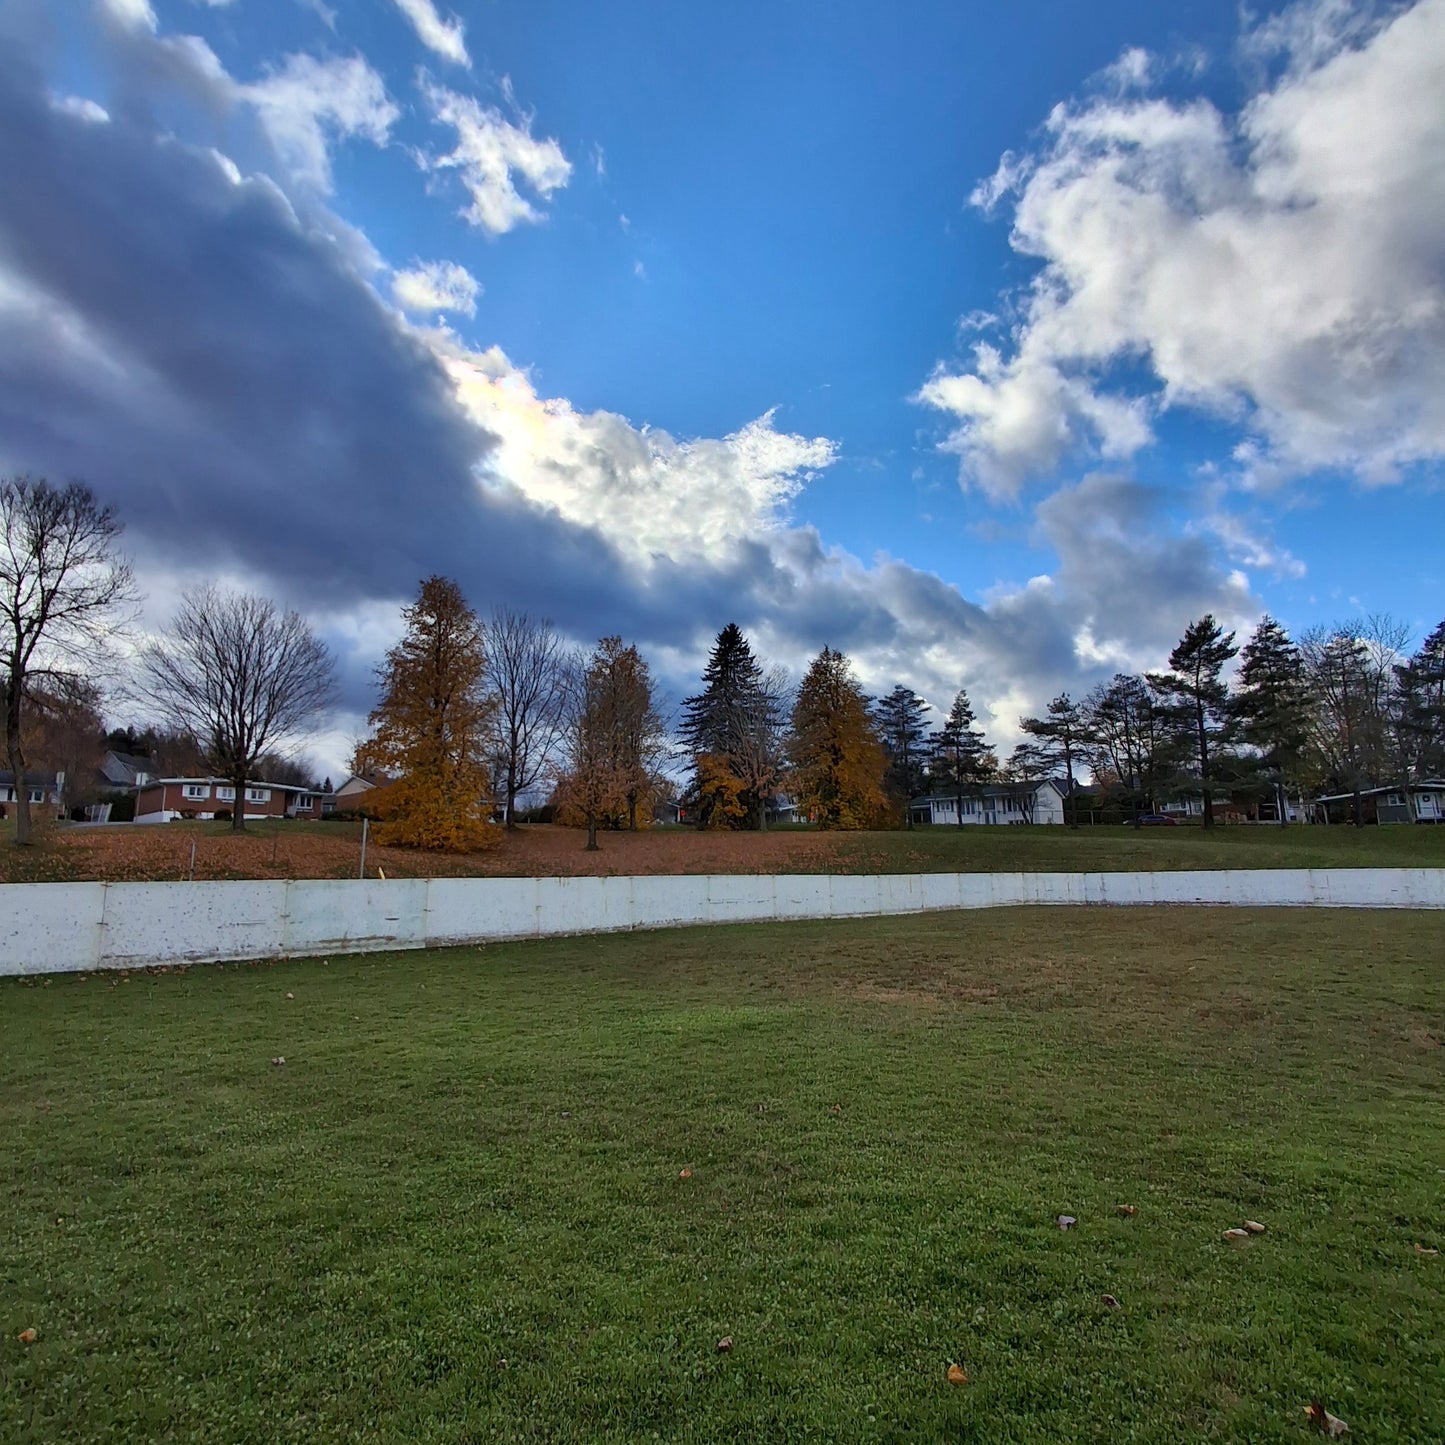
787 647 887 829
361 576 498 851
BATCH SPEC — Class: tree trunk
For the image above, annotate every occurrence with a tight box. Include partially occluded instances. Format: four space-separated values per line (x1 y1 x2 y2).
756 793 768 831
586 814 598 851
955 783 964 829
1197 701 1214 829
505 756 519 830
1276 778 1288 828
232 770 247 832
6 678 32 847
1352 784 1364 827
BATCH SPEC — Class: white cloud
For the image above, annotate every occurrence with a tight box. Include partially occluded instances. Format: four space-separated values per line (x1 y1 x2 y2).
244 54 399 193
440 340 834 564
923 0 1445 496
99 0 157 31
390 0 469 67
392 259 481 317
50 94 111 124
421 80 572 234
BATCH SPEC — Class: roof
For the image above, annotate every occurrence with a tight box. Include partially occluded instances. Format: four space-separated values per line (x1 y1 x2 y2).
0 771 61 788
1314 780 1445 803
137 777 312 794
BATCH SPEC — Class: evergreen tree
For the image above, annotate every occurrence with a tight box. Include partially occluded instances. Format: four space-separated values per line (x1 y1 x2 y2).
680 623 773 827
1147 615 1239 829
871 684 931 826
933 689 993 828
787 647 886 829
1020 693 1089 828
1232 615 1312 826
1395 620 1445 782
1301 627 1373 826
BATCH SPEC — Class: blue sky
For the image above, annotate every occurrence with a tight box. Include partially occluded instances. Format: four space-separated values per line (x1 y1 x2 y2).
3 0 1443 768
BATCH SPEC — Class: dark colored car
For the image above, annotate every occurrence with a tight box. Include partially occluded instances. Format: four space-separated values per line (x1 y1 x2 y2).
1135 812 1178 825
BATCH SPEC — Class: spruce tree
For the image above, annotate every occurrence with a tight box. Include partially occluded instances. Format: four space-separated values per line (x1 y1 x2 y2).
787 648 886 829
1147 615 1239 829
1233 616 1311 826
871 684 931 826
680 623 770 827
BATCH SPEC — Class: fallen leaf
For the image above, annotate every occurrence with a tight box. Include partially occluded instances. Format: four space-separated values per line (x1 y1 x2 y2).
829 1103 844 1115
1101 1294 1121 1310
560 1111 572 1119
1057 1215 1077 1230
1116 1204 1137 1217
1415 1243 1439 1256
947 1363 968 1385
285 992 294 1000
17 1328 37 1344
716 1336 733 1353
1223 1227 1250 1240
1243 1219 1266 1234
377 867 386 880
271 1056 286 1067
679 1168 692 1179
1305 1400 1349 1437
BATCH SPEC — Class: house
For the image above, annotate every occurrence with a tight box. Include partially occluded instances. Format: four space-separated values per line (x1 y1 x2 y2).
909 779 1067 826
133 777 325 823
1312 780 1445 825
0 770 65 813
98 749 155 791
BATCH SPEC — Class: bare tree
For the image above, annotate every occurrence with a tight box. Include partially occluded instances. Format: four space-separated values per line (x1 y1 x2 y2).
142 585 336 832
2 477 135 845
484 607 567 827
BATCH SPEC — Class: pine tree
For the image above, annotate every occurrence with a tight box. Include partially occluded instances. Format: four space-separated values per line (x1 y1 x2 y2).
1395 620 1445 782
362 576 497 851
1232 615 1312 826
1020 693 1088 828
1083 674 1167 825
1147 615 1239 829
933 689 993 828
787 647 886 829
680 623 775 828
871 684 931 826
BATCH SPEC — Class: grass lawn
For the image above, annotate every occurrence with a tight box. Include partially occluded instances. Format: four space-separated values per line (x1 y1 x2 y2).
3 909 1443 1443
3 813 1445 883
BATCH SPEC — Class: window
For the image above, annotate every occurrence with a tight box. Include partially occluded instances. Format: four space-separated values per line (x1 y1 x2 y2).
182 784 209 800
297 794 314 809
216 787 235 802
1386 793 1404 807
245 787 270 803
28 789 44 804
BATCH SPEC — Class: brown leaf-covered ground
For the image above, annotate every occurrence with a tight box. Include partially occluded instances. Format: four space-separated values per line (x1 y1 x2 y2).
3 814 1443 883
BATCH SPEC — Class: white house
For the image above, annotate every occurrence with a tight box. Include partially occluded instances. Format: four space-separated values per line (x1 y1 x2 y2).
909 779 1067 826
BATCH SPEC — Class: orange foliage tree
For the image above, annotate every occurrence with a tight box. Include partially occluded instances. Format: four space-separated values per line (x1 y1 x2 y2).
360 576 498 851
787 646 887 829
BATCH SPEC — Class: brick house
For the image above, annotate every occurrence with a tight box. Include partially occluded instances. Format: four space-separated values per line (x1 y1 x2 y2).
134 777 325 823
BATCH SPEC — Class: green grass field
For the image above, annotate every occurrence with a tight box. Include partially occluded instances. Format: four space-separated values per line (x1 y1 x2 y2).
3 909 1443 1443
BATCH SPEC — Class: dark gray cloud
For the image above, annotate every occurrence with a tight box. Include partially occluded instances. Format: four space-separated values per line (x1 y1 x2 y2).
0 16 1262 759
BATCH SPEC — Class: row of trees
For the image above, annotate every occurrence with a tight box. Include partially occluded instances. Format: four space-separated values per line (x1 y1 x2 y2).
1015 613 1445 828
6 476 1443 851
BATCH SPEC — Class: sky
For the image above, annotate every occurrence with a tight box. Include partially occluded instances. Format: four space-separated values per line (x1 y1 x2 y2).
1 0 1442 775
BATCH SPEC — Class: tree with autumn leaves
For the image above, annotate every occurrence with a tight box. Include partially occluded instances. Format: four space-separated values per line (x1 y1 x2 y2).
787 647 887 829
360 576 498 851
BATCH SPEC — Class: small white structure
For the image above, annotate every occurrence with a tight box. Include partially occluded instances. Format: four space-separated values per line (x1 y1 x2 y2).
910 779 1066 826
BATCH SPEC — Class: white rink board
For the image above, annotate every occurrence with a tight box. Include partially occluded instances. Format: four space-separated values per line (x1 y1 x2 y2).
0 867 1441 975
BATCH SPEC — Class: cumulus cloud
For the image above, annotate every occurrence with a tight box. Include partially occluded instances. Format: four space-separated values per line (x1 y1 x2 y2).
922 0 1445 495
392 259 481 317
391 0 469 67
421 79 572 234
244 53 399 192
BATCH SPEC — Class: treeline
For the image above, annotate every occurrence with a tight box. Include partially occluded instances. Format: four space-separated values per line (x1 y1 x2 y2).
7 477 1443 851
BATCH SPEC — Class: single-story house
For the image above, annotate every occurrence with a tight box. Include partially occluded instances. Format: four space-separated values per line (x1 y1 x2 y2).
133 777 325 823
910 779 1067 826
0 770 65 812
98 749 155 790
1313 781 1445 825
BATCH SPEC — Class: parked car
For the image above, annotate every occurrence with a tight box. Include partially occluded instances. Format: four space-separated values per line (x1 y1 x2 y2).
1136 813 1178 826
